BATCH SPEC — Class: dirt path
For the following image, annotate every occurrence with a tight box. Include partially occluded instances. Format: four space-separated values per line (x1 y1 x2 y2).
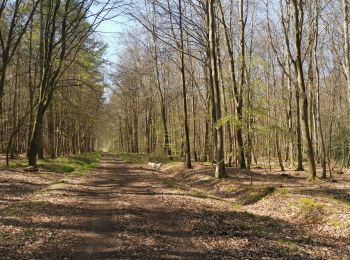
1 154 349 259
67 154 199 259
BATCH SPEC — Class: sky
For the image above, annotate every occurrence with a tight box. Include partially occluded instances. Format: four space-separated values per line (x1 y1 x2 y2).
90 3 125 64
89 1 133 96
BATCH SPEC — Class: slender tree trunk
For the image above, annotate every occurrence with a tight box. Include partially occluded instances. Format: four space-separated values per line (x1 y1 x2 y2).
208 0 225 178
218 0 246 169
179 0 191 168
151 3 173 159
217 38 233 166
343 0 350 106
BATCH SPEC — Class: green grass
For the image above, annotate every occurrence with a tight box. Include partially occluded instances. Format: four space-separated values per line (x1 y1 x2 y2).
161 178 178 188
232 202 243 210
292 197 326 223
328 218 344 227
0 159 27 169
40 152 101 175
272 187 289 196
1 152 101 175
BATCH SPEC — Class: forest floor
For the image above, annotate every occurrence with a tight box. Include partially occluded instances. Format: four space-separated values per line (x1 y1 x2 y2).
0 153 349 259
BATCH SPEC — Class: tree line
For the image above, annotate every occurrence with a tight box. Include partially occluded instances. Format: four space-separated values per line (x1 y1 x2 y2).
102 0 350 180
0 0 124 167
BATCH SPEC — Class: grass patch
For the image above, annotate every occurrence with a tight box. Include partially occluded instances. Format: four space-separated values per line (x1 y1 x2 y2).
292 197 326 223
42 164 75 173
190 190 207 199
0 159 27 169
232 202 243 210
39 152 101 175
276 239 298 252
0 152 101 175
272 187 289 196
328 218 343 227
236 186 276 205
315 192 350 207
161 178 178 188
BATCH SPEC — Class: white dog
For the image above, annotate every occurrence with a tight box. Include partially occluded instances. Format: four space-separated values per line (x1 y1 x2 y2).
148 162 162 171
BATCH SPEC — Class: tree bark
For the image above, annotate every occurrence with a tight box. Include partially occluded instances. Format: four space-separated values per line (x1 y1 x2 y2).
292 0 317 179
179 0 192 168
208 0 225 178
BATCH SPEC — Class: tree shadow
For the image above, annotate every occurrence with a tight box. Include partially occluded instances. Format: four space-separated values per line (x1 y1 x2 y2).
1 194 348 259
1 154 349 259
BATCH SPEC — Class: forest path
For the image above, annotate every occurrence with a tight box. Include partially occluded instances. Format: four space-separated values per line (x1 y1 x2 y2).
2 153 347 259
65 153 197 259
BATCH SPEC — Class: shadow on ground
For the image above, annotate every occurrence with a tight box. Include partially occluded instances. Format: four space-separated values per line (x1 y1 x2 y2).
0 154 348 259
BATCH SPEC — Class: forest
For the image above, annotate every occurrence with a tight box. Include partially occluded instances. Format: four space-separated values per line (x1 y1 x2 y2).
101 0 350 180
0 0 350 259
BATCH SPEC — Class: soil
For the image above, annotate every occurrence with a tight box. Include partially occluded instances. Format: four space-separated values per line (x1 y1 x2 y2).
0 154 349 259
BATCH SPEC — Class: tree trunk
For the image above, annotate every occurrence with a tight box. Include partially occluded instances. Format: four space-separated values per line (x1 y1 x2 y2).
343 0 350 106
179 0 192 168
292 0 317 179
218 0 246 169
28 103 45 166
48 103 56 159
208 0 225 178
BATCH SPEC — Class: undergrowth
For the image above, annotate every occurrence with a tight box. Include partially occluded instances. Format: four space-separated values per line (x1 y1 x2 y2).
161 178 178 188
40 152 101 175
292 197 326 223
0 152 101 175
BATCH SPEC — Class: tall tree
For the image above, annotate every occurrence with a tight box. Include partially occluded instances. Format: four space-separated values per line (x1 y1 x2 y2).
208 0 225 178
291 0 317 179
